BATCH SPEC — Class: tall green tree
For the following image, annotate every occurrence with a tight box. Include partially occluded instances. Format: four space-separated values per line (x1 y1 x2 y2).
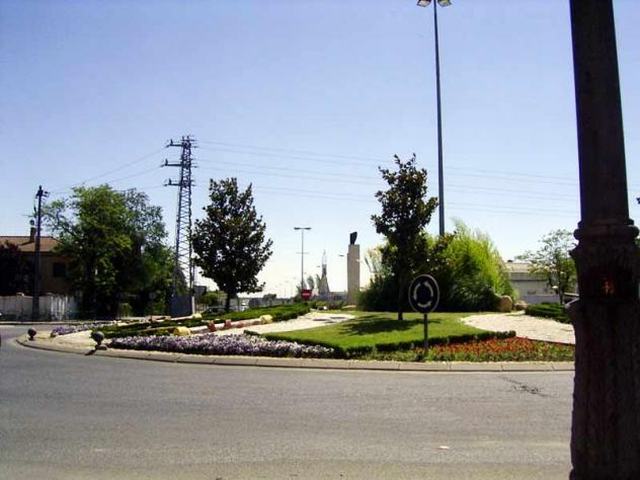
371 154 438 320
44 185 172 317
517 229 576 303
192 178 273 312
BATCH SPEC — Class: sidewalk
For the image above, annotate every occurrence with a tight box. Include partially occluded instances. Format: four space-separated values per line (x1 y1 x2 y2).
462 312 575 345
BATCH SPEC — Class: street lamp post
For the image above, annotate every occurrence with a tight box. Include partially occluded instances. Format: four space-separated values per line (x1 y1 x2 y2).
294 227 311 294
568 0 640 477
417 0 451 236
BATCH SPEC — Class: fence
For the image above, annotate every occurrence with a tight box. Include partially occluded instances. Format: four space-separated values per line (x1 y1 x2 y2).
0 295 78 321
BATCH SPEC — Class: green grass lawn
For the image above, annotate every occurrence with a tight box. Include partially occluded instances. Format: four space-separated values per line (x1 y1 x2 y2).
263 311 511 357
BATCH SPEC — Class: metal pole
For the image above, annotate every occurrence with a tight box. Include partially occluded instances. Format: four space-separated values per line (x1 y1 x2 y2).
294 227 311 296
423 312 429 352
433 1 445 236
300 230 305 292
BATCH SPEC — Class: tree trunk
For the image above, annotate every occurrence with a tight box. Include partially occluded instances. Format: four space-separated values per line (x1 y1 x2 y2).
224 293 231 313
397 274 404 321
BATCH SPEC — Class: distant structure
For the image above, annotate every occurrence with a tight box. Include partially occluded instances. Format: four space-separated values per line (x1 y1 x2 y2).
317 250 330 300
347 232 360 305
504 261 556 304
163 135 196 317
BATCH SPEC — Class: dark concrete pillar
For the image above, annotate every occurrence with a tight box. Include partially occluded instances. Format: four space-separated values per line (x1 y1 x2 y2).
568 1 640 479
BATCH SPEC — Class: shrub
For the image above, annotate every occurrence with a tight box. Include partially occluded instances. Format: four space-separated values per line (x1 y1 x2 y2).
525 303 570 323
359 221 514 313
117 302 133 318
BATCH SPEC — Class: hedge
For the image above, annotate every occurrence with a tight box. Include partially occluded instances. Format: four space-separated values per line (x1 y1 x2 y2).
525 303 570 323
263 330 517 358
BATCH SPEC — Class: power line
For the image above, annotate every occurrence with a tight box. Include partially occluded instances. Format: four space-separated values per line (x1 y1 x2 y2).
199 139 387 164
198 138 637 188
49 147 165 194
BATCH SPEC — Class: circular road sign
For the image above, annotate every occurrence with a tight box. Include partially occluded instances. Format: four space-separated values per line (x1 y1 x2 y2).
408 274 440 314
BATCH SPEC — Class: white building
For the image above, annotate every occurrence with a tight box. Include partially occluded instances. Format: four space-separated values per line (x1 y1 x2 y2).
505 261 557 304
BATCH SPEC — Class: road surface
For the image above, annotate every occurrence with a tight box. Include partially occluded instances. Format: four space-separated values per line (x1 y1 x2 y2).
0 325 573 479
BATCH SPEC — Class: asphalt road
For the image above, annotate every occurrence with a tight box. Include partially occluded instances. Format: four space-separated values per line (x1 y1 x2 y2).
0 325 574 480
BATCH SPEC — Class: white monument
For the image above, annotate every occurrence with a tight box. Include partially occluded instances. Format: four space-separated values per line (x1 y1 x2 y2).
347 232 360 305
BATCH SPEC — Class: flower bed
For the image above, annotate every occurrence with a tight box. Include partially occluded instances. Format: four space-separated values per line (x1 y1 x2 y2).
51 322 115 337
359 337 574 362
425 337 574 361
109 333 334 358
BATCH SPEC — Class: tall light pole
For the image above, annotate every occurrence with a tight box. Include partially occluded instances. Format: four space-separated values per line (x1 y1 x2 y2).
294 227 311 293
568 0 640 477
417 0 451 236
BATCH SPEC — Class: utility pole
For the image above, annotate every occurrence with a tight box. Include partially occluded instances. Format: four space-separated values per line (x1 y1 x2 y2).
32 185 48 321
294 227 311 294
163 135 196 316
568 1 640 478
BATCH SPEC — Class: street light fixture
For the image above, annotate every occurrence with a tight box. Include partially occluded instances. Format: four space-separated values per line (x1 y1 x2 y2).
293 227 311 293
417 0 451 236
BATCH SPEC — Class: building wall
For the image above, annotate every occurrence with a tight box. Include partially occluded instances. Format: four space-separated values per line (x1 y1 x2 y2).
39 253 71 294
506 262 557 304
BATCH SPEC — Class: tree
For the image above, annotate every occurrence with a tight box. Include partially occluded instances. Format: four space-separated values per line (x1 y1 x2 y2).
371 154 438 320
44 185 172 317
0 241 29 295
192 178 273 312
359 221 513 312
421 220 513 311
517 229 576 303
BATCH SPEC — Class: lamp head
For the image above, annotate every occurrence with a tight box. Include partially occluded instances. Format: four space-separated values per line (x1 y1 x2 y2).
417 0 451 6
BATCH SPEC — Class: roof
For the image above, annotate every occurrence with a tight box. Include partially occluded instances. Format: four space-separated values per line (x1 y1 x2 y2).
504 261 532 274
0 236 59 253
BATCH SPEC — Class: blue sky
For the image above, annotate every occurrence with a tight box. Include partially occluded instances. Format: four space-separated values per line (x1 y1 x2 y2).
2 0 639 296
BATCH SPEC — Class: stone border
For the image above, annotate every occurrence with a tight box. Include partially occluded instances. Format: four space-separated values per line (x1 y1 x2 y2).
14 335 574 373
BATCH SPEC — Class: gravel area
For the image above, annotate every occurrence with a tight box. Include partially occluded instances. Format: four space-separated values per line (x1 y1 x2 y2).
462 312 575 345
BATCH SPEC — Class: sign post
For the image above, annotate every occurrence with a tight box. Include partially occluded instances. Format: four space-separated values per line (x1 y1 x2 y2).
408 274 440 353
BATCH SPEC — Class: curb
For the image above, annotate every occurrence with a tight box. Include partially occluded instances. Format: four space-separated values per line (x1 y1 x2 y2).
15 335 575 373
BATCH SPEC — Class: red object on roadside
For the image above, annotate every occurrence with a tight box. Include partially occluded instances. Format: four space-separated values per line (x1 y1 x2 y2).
301 289 312 300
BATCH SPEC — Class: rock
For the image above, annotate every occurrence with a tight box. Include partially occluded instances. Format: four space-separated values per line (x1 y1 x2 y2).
496 295 513 313
172 326 191 336
260 314 273 324
514 300 528 311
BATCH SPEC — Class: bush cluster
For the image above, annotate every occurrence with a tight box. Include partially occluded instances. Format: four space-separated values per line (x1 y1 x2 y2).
359 221 514 312
525 303 570 323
